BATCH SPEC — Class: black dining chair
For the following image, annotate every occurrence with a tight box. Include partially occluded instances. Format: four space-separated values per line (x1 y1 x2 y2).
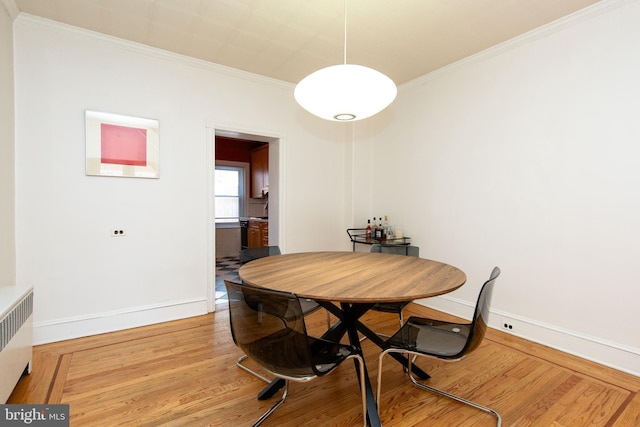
239 246 330 327
369 244 420 327
238 245 283 264
224 280 367 427
376 267 502 426
236 246 331 381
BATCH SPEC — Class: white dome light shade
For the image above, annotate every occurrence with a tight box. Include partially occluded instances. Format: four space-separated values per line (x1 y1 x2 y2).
294 64 397 122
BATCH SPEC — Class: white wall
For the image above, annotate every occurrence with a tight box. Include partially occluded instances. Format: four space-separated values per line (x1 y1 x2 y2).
13 1 640 376
0 3 16 289
357 0 640 375
14 15 350 344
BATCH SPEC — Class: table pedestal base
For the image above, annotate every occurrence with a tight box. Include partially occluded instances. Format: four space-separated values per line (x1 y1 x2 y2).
256 301 431 427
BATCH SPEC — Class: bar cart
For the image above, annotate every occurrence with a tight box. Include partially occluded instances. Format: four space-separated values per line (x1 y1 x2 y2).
346 228 411 252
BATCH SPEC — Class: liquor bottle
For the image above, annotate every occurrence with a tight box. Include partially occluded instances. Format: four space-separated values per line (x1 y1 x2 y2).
365 220 372 242
375 217 383 240
383 215 390 240
371 217 378 240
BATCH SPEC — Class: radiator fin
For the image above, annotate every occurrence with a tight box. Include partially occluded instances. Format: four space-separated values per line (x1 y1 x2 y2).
0 292 33 353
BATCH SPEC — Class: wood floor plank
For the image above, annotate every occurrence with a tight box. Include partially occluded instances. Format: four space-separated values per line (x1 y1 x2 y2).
46 352 73 404
7 349 59 404
7 302 640 426
612 392 640 426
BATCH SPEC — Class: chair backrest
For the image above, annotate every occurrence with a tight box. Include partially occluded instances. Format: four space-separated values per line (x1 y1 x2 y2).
224 280 319 378
370 244 419 257
239 246 281 265
462 266 501 355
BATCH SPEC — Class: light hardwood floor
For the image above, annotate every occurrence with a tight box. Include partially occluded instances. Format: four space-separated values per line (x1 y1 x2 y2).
9 302 640 426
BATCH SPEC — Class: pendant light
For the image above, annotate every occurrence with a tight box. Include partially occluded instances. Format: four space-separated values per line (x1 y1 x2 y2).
294 0 397 122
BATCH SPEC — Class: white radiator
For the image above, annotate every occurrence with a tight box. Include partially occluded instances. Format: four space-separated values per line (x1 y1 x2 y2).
0 286 33 403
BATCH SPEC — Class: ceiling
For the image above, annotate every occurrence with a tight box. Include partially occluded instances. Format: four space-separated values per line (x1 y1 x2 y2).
12 0 601 85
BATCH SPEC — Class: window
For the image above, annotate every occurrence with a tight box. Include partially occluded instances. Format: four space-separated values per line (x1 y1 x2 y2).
215 165 245 223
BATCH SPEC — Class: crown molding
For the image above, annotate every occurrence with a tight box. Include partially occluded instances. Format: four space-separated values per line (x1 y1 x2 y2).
14 13 294 90
400 0 635 91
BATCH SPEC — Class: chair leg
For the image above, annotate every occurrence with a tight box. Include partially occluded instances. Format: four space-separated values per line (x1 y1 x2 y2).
376 350 391 405
346 354 368 427
377 349 501 426
236 354 288 426
406 358 502 427
245 354 365 427
236 354 271 384
252 381 288 427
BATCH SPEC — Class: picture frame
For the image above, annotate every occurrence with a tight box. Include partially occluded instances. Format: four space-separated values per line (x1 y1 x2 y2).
85 110 159 178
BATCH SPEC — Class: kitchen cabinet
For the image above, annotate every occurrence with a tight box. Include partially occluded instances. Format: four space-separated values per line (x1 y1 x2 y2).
261 223 269 247
248 220 268 248
251 145 268 198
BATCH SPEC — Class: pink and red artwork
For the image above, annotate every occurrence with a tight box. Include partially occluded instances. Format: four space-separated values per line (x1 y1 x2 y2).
100 123 147 166
85 110 159 178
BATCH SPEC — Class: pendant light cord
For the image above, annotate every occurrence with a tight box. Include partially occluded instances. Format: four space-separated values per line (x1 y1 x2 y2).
343 0 347 65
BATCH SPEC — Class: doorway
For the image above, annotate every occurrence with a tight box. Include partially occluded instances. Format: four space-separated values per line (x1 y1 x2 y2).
207 126 281 311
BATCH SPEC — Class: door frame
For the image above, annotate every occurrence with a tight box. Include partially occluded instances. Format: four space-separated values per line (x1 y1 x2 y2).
206 121 284 312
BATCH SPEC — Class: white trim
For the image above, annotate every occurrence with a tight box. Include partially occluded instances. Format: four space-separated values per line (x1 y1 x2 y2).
206 122 285 300
401 0 635 91
33 298 207 345
15 1 631 93
206 127 216 312
417 295 640 377
206 120 284 142
14 13 294 89
273 136 285 252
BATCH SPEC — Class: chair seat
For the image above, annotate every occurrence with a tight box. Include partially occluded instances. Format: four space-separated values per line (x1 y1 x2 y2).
248 329 357 378
384 317 471 359
372 301 410 314
299 298 322 316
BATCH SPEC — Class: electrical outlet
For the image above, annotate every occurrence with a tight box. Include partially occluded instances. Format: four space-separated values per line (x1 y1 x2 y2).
111 229 126 237
502 322 514 332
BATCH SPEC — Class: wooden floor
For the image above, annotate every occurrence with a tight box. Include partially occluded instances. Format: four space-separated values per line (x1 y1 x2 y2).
9 302 640 426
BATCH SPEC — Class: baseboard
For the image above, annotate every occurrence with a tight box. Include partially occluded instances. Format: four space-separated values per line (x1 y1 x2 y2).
33 298 208 345
416 295 640 377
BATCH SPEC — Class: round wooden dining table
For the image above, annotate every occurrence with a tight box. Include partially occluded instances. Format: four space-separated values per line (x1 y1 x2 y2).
239 251 466 302
238 251 466 427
